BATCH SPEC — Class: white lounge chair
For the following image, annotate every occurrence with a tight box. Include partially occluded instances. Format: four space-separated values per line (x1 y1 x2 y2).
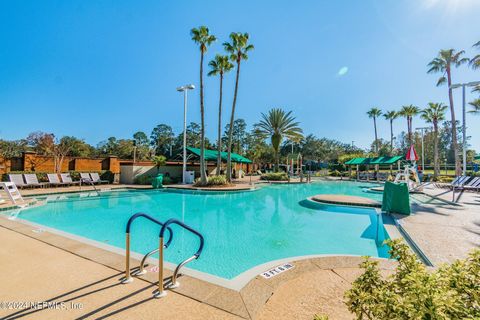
8 174 27 189
47 173 69 187
80 173 94 184
60 173 80 185
449 176 469 189
90 173 109 184
462 177 480 191
24 174 48 188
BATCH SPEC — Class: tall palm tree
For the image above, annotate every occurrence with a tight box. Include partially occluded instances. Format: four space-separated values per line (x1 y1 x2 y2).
366 108 382 154
421 103 447 178
208 54 234 175
469 99 480 115
191 26 216 185
257 108 303 172
428 49 469 176
383 111 398 154
223 32 254 182
470 41 480 70
400 105 420 144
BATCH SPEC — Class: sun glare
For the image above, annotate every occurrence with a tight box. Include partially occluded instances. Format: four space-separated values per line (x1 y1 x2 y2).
422 0 478 11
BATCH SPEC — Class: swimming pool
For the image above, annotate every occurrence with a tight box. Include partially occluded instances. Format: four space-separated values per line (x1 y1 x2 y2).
5 181 391 280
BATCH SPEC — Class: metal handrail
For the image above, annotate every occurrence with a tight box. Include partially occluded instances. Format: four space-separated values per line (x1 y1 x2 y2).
155 218 204 298
121 213 173 284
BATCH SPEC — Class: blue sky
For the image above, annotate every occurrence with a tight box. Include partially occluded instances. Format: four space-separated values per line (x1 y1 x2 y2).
1 0 480 151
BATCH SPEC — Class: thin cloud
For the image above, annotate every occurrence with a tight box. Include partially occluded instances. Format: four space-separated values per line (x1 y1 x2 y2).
337 66 348 77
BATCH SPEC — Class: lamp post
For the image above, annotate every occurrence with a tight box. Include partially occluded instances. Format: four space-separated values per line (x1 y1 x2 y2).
415 127 430 171
177 84 195 184
450 80 480 175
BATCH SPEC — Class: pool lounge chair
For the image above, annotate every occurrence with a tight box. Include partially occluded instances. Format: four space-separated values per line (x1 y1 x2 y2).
8 174 27 189
24 174 48 188
461 177 480 191
450 176 469 188
89 173 109 184
80 173 94 184
60 173 81 186
47 173 70 187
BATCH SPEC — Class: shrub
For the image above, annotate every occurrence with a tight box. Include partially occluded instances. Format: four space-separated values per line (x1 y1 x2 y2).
194 175 228 187
260 172 289 181
134 174 153 185
344 239 480 320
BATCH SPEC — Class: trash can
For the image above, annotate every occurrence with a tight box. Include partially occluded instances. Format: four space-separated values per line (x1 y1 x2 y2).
152 174 164 189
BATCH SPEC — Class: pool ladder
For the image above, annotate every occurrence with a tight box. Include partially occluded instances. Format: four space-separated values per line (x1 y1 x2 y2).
121 212 204 298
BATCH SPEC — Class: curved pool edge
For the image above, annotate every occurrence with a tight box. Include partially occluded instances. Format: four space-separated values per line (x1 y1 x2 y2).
0 214 395 292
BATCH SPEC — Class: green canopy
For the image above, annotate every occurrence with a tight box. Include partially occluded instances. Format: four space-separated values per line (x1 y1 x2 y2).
345 156 403 166
475 155 480 160
186 147 252 164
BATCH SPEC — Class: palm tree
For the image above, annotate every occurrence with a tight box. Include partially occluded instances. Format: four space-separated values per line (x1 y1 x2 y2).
257 108 303 172
223 32 254 182
469 99 480 115
191 26 216 185
208 54 234 175
399 105 420 144
421 103 447 178
428 49 469 176
366 108 382 153
383 111 398 154
470 41 480 70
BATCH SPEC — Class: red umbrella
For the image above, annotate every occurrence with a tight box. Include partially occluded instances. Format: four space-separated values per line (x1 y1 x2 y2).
406 145 419 161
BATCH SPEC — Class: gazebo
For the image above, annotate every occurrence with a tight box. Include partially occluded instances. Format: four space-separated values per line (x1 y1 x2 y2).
344 156 404 181
183 147 252 175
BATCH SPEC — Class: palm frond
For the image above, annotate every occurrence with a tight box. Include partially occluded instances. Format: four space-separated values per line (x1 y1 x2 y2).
436 77 447 87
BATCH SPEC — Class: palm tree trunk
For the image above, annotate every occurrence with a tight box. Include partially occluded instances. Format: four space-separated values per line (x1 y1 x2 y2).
373 116 378 153
446 67 461 176
390 119 394 154
216 73 224 176
275 151 279 173
199 51 207 185
433 121 439 178
227 57 241 182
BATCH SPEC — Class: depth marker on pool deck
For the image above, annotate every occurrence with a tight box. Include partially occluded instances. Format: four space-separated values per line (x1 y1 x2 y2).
260 263 294 279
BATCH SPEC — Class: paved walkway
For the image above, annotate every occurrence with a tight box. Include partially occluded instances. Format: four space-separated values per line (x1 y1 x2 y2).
395 185 480 265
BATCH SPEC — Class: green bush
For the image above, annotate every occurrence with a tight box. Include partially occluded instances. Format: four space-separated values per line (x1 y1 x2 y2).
134 174 153 185
344 239 480 319
260 172 289 181
162 176 178 185
194 175 228 187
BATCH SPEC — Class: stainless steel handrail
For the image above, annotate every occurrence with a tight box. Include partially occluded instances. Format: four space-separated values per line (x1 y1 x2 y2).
122 213 173 284
154 219 204 298
170 255 197 288
136 248 160 275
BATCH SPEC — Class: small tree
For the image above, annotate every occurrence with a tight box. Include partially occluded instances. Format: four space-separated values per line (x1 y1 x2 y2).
345 239 480 319
152 155 166 175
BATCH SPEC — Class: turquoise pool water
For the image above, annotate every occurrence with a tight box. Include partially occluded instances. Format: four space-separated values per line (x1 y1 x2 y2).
6 181 391 279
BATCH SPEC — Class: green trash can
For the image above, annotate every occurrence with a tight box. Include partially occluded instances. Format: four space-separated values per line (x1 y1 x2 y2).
381 181 411 215
151 174 164 189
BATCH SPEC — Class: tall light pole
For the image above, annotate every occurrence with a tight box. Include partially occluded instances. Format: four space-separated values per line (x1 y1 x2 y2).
415 127 430 171
177 84 195 184
451 80 480 175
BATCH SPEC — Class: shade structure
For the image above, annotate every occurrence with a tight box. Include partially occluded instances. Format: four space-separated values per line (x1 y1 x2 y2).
344 156 403 166
186 147 252 164
406 145 418 161
475 155 480 160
